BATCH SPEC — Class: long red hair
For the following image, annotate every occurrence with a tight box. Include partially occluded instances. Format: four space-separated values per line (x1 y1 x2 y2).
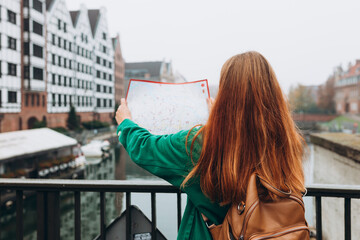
182 51 305 205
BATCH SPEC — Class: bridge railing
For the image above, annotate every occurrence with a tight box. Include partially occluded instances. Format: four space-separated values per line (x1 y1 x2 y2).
0 178 359 240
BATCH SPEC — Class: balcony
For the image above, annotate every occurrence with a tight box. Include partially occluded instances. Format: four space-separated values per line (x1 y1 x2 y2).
0 179 359 240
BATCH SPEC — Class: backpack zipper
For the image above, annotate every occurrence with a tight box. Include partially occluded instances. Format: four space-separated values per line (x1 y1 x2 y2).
238 200 259 240
248 225 309 240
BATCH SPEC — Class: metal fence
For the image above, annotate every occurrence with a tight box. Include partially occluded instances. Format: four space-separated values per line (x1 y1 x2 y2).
0 178 359 240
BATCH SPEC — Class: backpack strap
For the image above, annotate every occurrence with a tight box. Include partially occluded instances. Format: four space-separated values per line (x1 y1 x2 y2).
256 175 292 198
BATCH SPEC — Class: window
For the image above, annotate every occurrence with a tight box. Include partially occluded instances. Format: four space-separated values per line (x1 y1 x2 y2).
103 59 106 67
52 94 55 106
109 62 112 69
52 74 56 84
8 91 17 103
109 100 112 107
58 19 61 30
31 94 34 106
24 42 30 55
97 71 101 78
0 61 1 77
103 86 106 93
63 39 67 50
63 22 67 32
33 0 43 13
64 58 67 68
81 48 84 56
109 87 112 93
36 94 39 106
8 63 17 76
58 94 61 106
52 54 56 64
33 44 43 58
64 77 67 86
25 93 28 107
33 21 43 36
82 80 84 89
97 84 101 92
24 66 30 79
109 74 112 81
69 78 72 87
8 37 16 50
97 99 101 107
33 67 43 80
69 42 72 52
52 33 56 45
58 75 61 85
58 37 61 48
103 99 107 107
64 95 67 106
103 72 107 80
24 0 29 7
7 10 16 24
82 64 84 73
58 56 61 66
102 32 106 40
102 46 106 54
77 46 80 55
77 96 80 106
77 63 80 71
24 19 29 31
82 96 84 106
97 56 101 64
69 60 72 69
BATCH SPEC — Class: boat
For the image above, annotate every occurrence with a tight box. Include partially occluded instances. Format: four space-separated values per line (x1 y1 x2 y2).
93 205 167 240
81 140 111 158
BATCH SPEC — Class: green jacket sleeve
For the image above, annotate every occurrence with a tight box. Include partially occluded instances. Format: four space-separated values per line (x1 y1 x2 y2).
117 119 199 188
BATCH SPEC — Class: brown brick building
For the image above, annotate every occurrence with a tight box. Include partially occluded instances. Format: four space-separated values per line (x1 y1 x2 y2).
112 35 125 106
334 61 360 114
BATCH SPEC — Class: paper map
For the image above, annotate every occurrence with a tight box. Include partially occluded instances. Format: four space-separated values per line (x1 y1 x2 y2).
126 79 210 135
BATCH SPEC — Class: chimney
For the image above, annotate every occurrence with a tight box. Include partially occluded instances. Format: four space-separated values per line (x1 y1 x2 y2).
356 59 360 65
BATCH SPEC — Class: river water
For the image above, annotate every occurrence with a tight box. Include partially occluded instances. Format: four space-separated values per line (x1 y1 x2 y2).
0 143 314 240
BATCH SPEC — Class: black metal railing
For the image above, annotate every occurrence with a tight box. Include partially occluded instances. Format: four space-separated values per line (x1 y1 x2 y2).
0 179 360 240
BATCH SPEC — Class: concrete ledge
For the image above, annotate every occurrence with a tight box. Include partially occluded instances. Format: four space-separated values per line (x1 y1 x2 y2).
310 133 360 163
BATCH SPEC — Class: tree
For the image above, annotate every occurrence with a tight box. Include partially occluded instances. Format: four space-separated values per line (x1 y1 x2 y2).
288 84 320 113
113 102 119 125
67 105 80 130
317 76 335 114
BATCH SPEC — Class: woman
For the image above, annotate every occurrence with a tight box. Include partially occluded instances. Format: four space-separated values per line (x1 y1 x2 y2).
115 51 305 239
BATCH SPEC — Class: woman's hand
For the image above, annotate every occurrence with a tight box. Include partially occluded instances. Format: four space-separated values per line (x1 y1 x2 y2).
206 97 215 112
116 98 132 125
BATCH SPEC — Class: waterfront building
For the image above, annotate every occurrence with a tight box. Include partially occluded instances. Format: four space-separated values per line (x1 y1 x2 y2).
89 8 114 121
21 0 47 129
124 61 175 93
70 5 96 120
112 34 125 105
0 0 22 131
334 60 360 114
46 0 77 127
0 0 120 133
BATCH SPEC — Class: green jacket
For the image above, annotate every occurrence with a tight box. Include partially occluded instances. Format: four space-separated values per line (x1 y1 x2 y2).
117 119 229 239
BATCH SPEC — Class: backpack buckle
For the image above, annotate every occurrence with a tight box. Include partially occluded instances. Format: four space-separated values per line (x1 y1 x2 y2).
237 201 245 215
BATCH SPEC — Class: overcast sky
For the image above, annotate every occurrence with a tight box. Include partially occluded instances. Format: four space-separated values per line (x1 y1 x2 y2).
67 0 360 94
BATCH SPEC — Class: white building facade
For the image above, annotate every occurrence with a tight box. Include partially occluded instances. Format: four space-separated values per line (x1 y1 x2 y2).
0 0 22 113
46 0 76 114
70 5 95 114
89 8 114 116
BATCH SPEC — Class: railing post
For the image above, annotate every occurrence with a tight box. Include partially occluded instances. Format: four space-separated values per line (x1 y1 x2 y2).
151 192 157 240
315 196 322 240
37 191 47 240
126 192 131 240
16 190 23 240
47 191 60 240
177 191 181 231
74 191 81 240
345 198 351 240
100 192 106 240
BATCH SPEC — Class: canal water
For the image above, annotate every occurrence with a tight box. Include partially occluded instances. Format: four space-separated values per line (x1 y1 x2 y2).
0 143 314 240
0 144 186 240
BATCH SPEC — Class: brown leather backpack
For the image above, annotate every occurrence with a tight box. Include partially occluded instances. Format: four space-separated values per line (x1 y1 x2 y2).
205 174 310 240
